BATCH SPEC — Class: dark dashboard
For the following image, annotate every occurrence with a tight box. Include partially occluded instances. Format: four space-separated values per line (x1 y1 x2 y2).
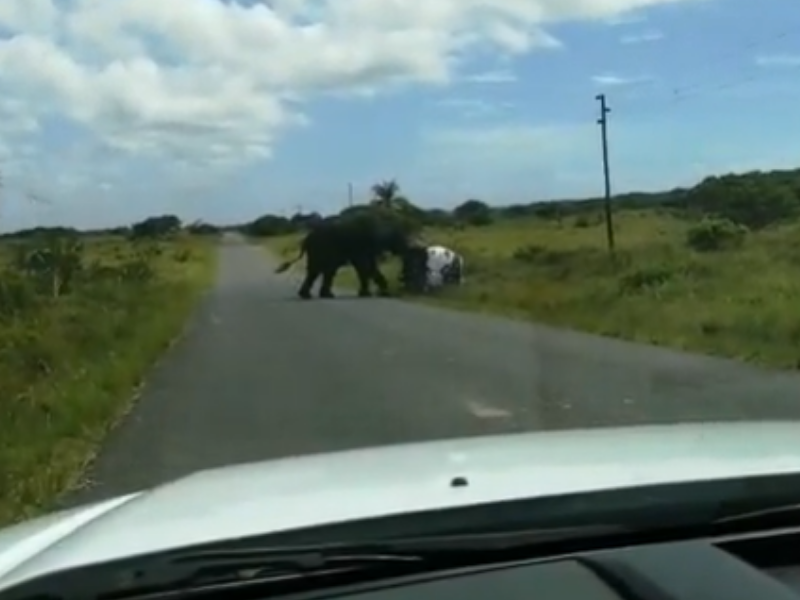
288 527 800 600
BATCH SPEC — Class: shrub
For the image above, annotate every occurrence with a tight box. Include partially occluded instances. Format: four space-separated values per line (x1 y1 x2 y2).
686 217 748 252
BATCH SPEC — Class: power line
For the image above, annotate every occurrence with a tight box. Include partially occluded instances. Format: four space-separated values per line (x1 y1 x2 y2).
621 26 797 97
599 24 800 116
668 28 796 96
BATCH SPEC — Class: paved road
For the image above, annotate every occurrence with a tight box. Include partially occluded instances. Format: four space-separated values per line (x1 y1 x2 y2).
65 234 800 505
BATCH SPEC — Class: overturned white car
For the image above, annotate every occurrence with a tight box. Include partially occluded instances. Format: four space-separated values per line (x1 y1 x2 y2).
400 244 464 293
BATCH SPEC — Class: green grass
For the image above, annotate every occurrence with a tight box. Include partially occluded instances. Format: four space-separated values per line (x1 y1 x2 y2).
263 210 800 370
0 235 217 526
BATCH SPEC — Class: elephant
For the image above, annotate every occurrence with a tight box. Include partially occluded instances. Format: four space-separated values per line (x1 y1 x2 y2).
275 211 420 299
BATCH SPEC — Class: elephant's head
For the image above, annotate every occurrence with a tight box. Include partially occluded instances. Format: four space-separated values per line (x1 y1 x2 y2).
363 207 421 255
398 241 429 293
375 221 417 256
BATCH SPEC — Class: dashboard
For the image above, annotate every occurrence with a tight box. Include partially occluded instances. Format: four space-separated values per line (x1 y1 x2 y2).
288 527 800 600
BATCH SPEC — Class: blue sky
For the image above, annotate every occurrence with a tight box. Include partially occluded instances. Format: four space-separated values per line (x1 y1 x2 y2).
0 0 799 231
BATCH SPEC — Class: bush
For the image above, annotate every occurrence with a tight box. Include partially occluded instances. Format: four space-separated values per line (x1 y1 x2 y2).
686 218 748 252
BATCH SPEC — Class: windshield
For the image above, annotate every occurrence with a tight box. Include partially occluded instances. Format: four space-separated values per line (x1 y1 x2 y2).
1 0 798 571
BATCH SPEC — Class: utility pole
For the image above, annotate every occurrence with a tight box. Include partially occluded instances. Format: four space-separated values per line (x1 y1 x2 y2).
347 182 353 207
596 93 615 254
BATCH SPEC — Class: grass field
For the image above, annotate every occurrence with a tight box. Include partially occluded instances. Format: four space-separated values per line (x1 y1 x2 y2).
0 234 217 526
264 209 800 370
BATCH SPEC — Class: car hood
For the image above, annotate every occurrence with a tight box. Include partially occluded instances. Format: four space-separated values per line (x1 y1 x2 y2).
4 420 800 591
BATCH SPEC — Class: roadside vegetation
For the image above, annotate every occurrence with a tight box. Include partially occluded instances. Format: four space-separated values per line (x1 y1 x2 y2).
0 216 219 526
250 171 800 371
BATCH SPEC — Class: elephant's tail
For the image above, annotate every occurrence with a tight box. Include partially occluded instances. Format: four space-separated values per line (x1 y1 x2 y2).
274 240 306 274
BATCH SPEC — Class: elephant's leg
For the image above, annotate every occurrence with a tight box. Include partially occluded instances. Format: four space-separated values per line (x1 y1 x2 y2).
351 258 372 297
319 265 338 298
298 272 315 299
367 257 390 297
450 260 463 285
298 255 323 299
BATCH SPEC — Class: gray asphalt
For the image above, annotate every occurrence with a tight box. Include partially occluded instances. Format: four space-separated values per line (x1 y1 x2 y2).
64 234 800 505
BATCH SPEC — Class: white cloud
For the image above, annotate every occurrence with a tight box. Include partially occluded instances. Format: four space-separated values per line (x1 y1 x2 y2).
620 30 663 43
0 99 40 137
592 73 652 86
604 12 647 26
755 54 800 68
0 0 705 222
463 69 517 83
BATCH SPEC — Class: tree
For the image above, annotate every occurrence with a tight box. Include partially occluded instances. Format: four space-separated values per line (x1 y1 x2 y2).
453 199 493 226
686 173 800 230
370 179 412 211
130 215 181 239
243 214 295 237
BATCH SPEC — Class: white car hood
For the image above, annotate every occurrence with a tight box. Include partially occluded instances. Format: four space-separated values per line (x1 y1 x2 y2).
4 421 800 591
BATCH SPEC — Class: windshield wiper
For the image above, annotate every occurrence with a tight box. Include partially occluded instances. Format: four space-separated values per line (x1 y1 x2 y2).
88 546 445 600
42 524 630 600
713 502 800 529
16 524 662 600
131 545 429 586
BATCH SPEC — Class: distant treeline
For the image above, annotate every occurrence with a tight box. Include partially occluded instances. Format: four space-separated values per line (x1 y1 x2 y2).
5 165 800 239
